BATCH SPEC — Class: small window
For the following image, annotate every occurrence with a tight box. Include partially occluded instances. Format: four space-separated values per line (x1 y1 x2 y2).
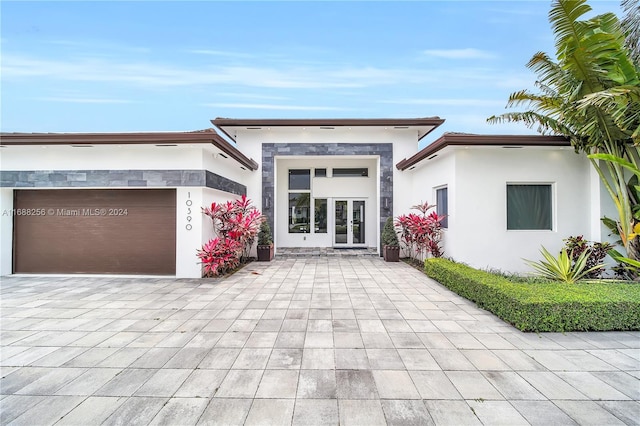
289 170 310 190
314 168 327 177
507 184 552 230
289 193 310 233
332 168 368 177
436 187 448 228
314 198 327 233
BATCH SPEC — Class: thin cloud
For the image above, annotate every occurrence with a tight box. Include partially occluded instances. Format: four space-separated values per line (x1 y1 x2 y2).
187 49 256 58
486 8 541 16
34 97 134 104
215 92 291 101
2 54 413 89
2 53 529 93
46 39 151 54
203 103 354 111
423 48 496 59
381 98 506 107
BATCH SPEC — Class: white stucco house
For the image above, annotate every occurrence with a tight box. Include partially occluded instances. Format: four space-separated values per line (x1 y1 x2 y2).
0 117 609 277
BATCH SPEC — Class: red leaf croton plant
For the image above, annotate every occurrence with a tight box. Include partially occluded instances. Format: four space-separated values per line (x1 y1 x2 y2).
198 195 264 277
395 201 446 262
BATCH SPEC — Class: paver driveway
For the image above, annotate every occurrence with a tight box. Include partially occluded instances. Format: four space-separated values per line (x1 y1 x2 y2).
1 258 639 425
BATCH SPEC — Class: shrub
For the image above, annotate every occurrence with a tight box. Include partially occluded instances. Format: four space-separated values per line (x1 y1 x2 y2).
424 258 640 332
202 195 262 262
196 237 242 277
199 195 263 276
258 220 273 246
381 216 399 247
563 235 612 279
395 201 445 261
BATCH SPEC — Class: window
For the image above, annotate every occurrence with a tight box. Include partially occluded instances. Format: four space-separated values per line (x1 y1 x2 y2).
332 168 368 177
289 193 310 233
507 184 552 230
436 187 448 228
315 199 327 233
314 168 327 177
289 169 310 190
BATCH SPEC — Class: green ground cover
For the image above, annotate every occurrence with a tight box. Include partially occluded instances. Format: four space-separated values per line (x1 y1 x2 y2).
424 258 640 332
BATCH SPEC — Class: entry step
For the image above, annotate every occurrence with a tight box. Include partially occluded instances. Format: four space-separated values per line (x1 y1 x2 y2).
276 247 379 258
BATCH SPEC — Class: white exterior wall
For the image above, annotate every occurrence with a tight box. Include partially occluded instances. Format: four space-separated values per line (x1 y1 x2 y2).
1 188 13 275
402 146 594 273
453 146 591 273
3 144 205 170
593 160 623 249
1 144 251 278
176 187 205 278
406 150 457 259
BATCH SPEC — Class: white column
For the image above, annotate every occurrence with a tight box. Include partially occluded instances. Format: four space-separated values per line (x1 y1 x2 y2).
0 189 14 275
175 187 204 278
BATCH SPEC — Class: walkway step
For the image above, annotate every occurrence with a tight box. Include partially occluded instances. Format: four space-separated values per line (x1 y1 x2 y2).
276 247 379 258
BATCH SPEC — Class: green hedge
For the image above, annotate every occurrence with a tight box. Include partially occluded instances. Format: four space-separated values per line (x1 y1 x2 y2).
423 258 640 332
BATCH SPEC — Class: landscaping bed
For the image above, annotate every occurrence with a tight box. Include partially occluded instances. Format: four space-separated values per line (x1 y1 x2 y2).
424 258 640 332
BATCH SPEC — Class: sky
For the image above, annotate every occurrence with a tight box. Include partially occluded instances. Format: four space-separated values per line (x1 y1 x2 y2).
1 0 623 147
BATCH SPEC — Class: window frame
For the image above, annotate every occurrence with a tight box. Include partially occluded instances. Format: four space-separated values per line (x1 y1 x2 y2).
332 168 369 177
506 183 554 231
314 198 328 233
435 186 448 229
288 192 311 234
288 169 311 190
288 169 311 233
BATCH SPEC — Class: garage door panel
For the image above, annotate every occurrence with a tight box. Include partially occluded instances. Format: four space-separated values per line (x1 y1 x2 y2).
14 189 176 275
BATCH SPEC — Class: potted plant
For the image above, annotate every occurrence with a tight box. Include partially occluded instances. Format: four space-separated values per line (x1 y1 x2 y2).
382 216 400 262
256 220 274 261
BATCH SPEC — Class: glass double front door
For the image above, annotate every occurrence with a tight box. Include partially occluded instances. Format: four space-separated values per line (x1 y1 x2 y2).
334 199 366 246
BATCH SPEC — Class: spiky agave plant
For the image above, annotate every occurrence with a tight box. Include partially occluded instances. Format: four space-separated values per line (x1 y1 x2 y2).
524 247 606 283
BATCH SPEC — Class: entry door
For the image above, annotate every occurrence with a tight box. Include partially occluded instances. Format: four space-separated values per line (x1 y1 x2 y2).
334 199 366 246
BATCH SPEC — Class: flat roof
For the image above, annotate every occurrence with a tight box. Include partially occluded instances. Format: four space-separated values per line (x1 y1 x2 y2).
0 129 258 171
211 117 445 142
396 133 571 170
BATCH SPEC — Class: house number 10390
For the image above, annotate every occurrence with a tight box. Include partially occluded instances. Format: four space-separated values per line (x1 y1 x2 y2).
185 192 193 231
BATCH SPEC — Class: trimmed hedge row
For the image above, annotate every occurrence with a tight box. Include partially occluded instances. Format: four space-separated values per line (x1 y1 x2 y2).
423 258 640 332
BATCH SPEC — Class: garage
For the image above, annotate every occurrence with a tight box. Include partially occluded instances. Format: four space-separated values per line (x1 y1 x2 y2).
13 189 176 275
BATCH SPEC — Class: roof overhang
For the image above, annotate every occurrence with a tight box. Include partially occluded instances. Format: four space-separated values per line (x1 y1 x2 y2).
211 117 445 142
396 133 571 171
0 130 259 171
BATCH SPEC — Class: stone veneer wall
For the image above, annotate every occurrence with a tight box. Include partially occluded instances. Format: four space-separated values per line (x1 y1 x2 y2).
0 170 246 196
261 143 393 248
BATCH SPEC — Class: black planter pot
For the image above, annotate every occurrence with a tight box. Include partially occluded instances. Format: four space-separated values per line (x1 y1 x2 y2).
257 244 274 261
383 246 400 262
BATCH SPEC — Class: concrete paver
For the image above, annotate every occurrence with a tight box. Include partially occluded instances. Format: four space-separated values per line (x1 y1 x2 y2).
1 257 639 425
291 399 339 426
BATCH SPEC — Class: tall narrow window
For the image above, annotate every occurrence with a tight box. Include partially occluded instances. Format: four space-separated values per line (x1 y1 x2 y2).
506 184 552 230
288 169 311 233
289 193 310 233
436 187 448 228
314 199 327 233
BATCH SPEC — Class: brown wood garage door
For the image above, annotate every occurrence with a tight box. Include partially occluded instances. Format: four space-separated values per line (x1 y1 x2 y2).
13 189 176 275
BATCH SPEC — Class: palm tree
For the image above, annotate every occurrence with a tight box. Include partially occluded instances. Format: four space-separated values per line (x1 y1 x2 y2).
488 0 640 264
621 0 639 64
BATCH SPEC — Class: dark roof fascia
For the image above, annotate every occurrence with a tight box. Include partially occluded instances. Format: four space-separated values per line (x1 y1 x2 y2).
396 134 571 171
0 131 259 171
211 117 445 142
